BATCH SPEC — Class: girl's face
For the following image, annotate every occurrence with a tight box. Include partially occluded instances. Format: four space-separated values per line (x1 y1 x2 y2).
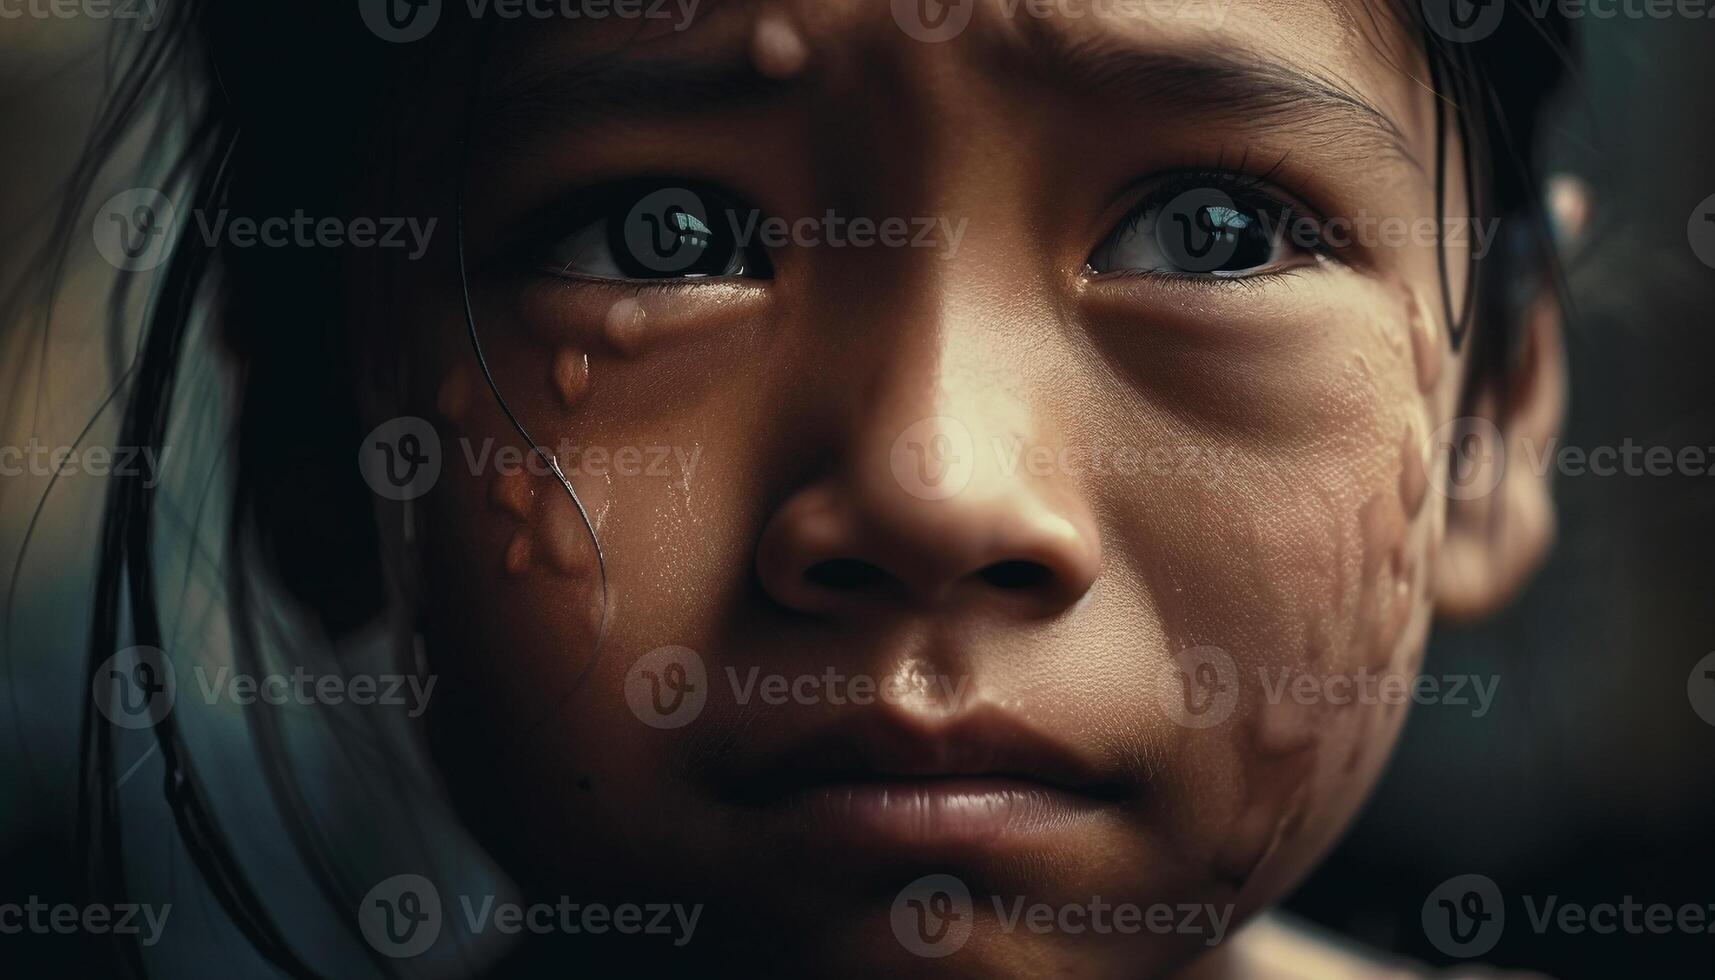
381 0 1557 974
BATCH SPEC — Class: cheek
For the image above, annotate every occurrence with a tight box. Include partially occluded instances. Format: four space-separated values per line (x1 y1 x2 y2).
1096 276 1448 896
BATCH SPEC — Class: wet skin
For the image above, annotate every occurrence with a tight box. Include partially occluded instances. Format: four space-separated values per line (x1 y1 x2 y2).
353 0 1565 975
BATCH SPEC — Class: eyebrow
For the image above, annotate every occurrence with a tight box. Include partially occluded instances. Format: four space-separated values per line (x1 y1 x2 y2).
1031 34 1421 172
477 33 1419 172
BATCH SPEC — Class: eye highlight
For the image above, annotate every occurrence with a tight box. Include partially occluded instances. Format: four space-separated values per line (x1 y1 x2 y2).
537 181 773 283
1087 172 1326 280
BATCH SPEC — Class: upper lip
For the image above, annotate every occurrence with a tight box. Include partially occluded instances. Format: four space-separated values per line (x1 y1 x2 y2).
722 706 1130 804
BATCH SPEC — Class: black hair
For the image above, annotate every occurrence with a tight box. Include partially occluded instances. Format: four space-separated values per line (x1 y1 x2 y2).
5 1 1577 974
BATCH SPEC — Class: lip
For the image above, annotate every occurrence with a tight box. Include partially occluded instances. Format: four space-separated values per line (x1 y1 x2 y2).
720 708 1129 857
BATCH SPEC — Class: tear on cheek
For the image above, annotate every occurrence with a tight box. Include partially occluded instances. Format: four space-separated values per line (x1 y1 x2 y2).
551 347 591 410
1407 287 1445 395
1357 491 1413 669
1400 423 1429 519
487 454 600 582
437 364 472 426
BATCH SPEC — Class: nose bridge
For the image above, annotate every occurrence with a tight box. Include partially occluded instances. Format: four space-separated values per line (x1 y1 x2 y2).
867 305 1086 580
752 280 1102 617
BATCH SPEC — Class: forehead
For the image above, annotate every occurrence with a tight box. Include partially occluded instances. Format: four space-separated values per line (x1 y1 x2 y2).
485 0 1431 138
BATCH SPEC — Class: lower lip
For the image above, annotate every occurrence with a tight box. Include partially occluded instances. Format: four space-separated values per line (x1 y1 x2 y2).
772 778 1112 854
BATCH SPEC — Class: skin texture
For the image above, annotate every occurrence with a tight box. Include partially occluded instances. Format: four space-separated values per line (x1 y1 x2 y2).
357 0 1566 975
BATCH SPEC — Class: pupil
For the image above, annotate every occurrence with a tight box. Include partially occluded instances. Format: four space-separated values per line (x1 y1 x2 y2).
1199 204 1272 272
613 197 739 279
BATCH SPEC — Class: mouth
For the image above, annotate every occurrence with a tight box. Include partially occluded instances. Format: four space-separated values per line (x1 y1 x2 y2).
719 707 1131 858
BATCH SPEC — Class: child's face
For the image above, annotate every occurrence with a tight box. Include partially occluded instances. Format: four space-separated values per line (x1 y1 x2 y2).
383 0 1554 974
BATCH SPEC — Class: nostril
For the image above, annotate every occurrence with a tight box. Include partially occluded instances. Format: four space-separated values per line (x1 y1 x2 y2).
804 558 891 592
979 560 1052 591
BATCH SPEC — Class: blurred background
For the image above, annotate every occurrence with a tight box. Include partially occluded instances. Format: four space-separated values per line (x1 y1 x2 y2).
3 8 1713 979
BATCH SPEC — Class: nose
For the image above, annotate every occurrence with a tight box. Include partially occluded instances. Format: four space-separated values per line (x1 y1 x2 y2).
756 398 1102 619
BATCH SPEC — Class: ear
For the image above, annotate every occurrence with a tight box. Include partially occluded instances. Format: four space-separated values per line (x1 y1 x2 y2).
1432 177 1584 622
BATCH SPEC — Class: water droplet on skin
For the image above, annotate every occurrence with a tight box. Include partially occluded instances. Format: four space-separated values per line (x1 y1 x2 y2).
539 486 593 578
551 348 590 409
437 366 471 424
1399 424 1429 518
504 532 533 577
605 297 648 355
1357 492 1409 670
1408 290 1444 394
1214 747 1313 888
489 469 532 519
750 14 810 79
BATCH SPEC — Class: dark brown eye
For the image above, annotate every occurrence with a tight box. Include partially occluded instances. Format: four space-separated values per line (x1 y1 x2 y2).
541 183 772 282
1087 181 1316 278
